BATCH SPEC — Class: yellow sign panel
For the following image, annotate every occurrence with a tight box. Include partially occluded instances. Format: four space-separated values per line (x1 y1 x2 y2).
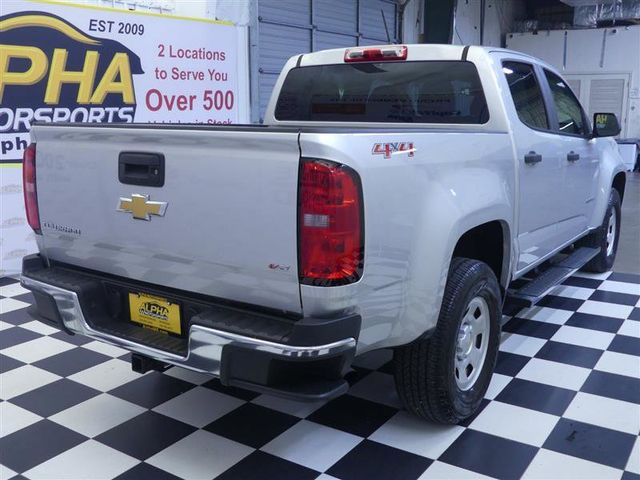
129 292 181 335
595 114 608 129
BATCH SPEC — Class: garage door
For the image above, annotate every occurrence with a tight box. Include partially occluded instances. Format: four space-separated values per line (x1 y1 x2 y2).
252 0 399 122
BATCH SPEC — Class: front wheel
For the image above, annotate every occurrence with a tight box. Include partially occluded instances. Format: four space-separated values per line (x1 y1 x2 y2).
393 258 501 424
581 189 621 273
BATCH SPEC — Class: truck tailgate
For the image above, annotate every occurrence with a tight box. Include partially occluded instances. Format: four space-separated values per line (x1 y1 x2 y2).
32 125 303 314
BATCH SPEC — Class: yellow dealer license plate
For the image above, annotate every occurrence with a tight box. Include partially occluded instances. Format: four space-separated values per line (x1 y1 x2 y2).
129 292 181 335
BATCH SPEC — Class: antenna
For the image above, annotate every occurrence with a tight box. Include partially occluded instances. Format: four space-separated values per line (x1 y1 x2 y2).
381 9 392 43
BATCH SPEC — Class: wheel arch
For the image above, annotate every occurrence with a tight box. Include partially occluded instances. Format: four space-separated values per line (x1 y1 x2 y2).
612 171 626 203
451 220 511 292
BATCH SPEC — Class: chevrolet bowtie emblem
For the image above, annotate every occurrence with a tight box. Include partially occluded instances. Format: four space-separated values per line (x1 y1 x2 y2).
117 194 167 221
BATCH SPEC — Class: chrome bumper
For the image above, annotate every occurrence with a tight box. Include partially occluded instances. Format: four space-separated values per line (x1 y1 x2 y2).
20 276 356 377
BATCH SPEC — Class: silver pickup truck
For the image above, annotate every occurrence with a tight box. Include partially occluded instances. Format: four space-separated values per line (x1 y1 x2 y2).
21 44 626 424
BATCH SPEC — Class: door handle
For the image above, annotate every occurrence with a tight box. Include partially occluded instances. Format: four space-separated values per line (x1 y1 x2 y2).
524 151 542 165
567 151 580 162
119 152 165 187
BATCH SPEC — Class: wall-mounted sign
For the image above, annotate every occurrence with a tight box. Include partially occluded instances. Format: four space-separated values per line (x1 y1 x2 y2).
0 0 248 273
1 0 249 163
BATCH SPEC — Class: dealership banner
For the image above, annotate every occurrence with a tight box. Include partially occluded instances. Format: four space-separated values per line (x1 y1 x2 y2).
0 0 249 274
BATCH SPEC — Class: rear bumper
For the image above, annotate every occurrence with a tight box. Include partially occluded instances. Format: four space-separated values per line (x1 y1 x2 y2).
21 254 359 401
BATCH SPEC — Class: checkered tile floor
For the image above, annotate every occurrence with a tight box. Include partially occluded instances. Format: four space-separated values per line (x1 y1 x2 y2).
1 272 639 480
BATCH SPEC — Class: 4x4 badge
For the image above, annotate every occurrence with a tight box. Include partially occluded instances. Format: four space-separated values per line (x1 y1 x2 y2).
372 142 415 159
117 194 167 221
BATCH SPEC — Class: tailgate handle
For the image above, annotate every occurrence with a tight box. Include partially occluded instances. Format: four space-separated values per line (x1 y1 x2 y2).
119 152 165 187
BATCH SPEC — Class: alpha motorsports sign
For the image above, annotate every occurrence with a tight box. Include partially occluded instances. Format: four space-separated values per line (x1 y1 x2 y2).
1 11 144 131
0 0 248 163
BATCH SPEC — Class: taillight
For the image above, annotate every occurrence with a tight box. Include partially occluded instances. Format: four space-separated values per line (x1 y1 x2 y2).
22 143 41 234
344 45 407 63
298 159 363 286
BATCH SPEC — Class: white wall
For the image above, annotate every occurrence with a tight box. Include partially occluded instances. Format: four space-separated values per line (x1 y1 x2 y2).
454 0 525 47
483 0 525 47
507 26 640 137
384 0 526 46
171 0 250 23
52 0 176 13
171 0 208 17
51 0 249 23
208 0 251 25
402 0 422 43
453 0 481 44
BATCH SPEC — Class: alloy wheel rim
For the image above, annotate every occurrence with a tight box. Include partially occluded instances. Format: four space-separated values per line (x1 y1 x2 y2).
606 211 617 257
454 296 490 391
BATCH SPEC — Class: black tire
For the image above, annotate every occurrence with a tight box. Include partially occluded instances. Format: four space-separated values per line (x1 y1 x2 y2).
393 258 501 424
581 189 621 273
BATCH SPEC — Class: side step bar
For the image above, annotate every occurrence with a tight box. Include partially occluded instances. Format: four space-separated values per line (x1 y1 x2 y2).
507 247 600 308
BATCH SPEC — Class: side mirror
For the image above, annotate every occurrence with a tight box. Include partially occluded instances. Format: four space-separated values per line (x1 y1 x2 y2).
592 113 621 138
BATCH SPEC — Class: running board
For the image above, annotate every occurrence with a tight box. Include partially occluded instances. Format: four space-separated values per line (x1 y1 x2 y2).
507 247 600 308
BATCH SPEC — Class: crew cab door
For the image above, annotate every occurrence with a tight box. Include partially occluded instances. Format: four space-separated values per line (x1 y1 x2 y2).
499 59 568 271
540 68 599 237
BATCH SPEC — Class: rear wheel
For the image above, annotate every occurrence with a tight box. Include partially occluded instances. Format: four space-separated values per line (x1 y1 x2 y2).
393 258 501 424
581 189 621 273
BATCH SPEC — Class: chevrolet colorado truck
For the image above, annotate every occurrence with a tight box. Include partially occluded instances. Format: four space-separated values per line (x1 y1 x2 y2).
21 45 626 424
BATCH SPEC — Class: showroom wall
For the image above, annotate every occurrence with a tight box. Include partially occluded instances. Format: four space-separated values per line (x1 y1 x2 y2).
508 26 640 138
453 0 526 46
18 0 527 121
249 0 400 121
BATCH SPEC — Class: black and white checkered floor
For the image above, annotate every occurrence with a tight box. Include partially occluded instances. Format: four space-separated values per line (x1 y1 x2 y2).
1 271 639 480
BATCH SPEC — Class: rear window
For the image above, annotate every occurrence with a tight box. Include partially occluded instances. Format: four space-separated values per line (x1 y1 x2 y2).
274 61 489 124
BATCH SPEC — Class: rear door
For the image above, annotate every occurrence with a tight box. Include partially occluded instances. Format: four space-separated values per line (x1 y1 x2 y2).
499 59 566 271
33 125 303 314
541 68 599 238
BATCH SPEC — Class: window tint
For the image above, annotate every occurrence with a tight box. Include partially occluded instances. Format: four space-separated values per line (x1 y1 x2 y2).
544 70 586 136
275 61 489 124
502 62 548 130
